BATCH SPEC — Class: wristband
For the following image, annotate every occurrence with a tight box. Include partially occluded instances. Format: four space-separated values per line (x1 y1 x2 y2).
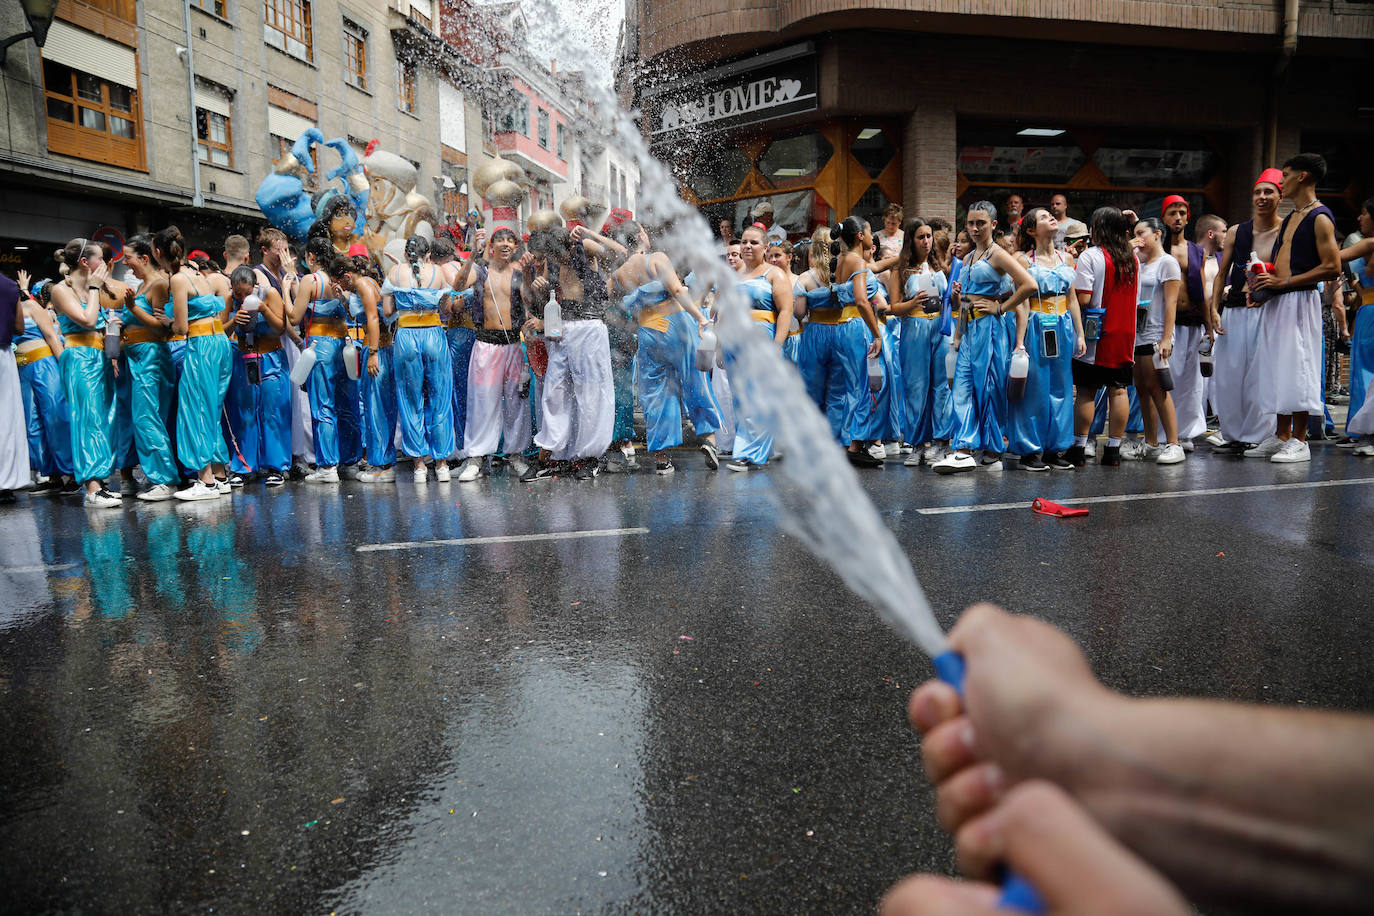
88 285 101 291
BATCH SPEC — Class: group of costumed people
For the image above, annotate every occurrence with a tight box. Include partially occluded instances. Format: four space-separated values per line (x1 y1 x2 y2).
2 149 1373 506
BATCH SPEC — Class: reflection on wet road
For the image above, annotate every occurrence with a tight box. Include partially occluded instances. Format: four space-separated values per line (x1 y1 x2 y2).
2 451 1374 912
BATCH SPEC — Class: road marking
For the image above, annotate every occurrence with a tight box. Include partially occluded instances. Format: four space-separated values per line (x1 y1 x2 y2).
915 477 1374 515
356 526 651 553
0 562 81 574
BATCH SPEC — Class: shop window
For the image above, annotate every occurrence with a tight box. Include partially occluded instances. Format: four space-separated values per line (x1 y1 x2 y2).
397 62 416 114
683 146 752 201
265 0 313 61
42 59 143 170
958 124 1086 184
1092 144 1217 189
854 184 892 229
343 20 367 91
850 127 896 179
759 129 833 185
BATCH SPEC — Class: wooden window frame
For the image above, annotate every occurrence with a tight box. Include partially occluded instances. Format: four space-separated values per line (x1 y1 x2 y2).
197 108 233 168
343 19 367 91
42 59 145 171
265 0 313 61
197 0 228 17
397 61 416 114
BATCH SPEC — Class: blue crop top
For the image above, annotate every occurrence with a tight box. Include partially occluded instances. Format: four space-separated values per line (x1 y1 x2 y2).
835 268 880 306
963 256 1013 298
15 314 43 346
740 268 780 316
56 281 105 334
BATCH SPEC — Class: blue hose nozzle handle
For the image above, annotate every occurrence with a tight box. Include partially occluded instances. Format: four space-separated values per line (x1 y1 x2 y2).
932 650 1047 915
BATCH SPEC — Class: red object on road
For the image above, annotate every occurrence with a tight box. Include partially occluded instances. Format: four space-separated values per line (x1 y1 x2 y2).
1032 497 1089 518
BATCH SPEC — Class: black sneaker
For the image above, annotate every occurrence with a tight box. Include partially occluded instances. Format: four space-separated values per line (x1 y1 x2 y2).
59 476 83 496
1101 445 1121 467
1064 445 1086 468
1048 452 1076 471
574 460 598 481
227 474 246 488
289 462 308 481
30 477 63 497
520 462 557 483
264 472 286 487
1018 453 1049 472
725 459 752 472
847 448 883 468
700 442 720 470
656 458 676 475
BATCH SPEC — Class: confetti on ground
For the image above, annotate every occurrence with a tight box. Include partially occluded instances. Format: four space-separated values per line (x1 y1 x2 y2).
330 797 345 805
679 636 694 641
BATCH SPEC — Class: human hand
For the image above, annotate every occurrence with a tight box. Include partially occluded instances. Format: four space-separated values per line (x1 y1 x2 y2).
907 604 1117 837
880 782 1189 916
17 269 30 292
234 309 251 326
867 337 882 359
367 352 380 378
570 225 587 243
89 264 109 288
473 229 486 253
1074 336 1087 358
530 276 549 298
522 318 544 337
1250 272 1283 292
1160 341 1173 361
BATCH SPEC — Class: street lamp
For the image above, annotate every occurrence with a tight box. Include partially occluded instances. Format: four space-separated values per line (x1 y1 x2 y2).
1 0 59 68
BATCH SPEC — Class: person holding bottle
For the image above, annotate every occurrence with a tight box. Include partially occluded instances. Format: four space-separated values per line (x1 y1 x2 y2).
117 235 180 499
49 238 121 508
888 218 953 466
223 265 292 487
1127 217 1186 464
1007 208 1085 471
933 202 1036 474
339 257 396 483
13 273 74 496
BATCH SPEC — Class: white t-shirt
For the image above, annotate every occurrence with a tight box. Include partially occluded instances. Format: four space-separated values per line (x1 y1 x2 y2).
1072 246 1107 309
1137 252 1181 346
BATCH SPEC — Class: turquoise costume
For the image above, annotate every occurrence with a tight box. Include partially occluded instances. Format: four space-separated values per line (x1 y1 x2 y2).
303 275 363 468
56 293 116 483
119 292 178 485
838 267 888 442
387 277 455 461
624 279 719 452
731 268 785 463
1007 255 1077 456
351 285 397 467
15 315 73 478
445 287 476 456
950 253 1012 453
896 267 953 446
225 294 292 475
176 283 233 470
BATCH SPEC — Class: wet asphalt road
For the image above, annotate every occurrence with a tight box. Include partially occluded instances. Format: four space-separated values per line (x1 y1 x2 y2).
2 443 1373 914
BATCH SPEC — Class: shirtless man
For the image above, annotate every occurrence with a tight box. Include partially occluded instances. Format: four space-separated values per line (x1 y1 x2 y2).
519 225 626 481
1161 196 1215 448
1210 171 1284 451
1245 154 1340 463
450 227 531 481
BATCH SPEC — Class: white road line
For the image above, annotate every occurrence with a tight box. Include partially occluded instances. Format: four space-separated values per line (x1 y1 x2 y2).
355 526 650 553
915 477 1374 515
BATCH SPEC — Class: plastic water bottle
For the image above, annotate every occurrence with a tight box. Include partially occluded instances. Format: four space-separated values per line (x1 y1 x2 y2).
716 337 726 370
695 327 718 371
945 347 957 385
543 293 563 341
1199 337 1214 378
1247 251 1275 304
290 341 317 387
867 353 884 392
343 338 361 381
1153 346 1175 391
1008 347 1029 401
103 312 122 360
239 291 261 352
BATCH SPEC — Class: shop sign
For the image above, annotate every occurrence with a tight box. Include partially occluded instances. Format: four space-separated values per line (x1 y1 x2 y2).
648 45 818 139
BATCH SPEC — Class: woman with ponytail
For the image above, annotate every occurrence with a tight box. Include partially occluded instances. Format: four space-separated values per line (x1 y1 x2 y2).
48 238 121 507
289 236 365 484
932 201 1037 474
888 217 953 466
382 233 456 483
1066 207 1140 466
13 272 74 495
341 256 397 482
795 226 851 440
117 235 179 499
157 225 233 500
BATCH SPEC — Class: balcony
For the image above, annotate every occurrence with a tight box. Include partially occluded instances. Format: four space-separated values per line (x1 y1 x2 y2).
492 131 568 183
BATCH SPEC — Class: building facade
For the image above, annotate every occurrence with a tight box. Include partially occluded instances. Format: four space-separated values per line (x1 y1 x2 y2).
0 0 489 276
621 0 1374 237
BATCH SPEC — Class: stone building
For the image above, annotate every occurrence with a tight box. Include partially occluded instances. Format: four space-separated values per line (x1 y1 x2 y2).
618 0 1374 236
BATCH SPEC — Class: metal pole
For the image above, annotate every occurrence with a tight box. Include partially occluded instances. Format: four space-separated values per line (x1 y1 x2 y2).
181 0 204 208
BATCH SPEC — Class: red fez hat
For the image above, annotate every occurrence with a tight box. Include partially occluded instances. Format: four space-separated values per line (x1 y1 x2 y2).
1255 168 1283 189
1161 195 1189 216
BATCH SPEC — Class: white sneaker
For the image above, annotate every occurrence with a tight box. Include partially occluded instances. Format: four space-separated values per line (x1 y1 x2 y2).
215 478 233 496
305 466 339 484
1156 443 1187 465
137 483 176 502
866 443 886 460
1140 443 1163 460
903 452 922 467
980 452 1003 471
1181 439 1196 452
83 487 123 509
1244 435 1284 458
1205 432 1227 447
457 456 484 482
1084 439 1097 459
173 481 219 502
435 462 451 483
507 456 529 479
1353 443 1374 456
413 464 428 484
357 466 395 483
921 443 943 465
932 452 977 475
1119 439 1145 460
884 441 902 459
1270 438 1311 463
899 442 915 455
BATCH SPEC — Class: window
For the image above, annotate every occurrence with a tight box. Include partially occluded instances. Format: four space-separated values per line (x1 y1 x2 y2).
197 0 227 16
197 109 232 167
408 0 433 29
497 100 528 135
270 134 320 189
555 123 565 159
537 108 548 148
397 61 416 114
609 164 620 208
42 59 143 169
619 171 628 210
264 0 312 61
343 20 366 90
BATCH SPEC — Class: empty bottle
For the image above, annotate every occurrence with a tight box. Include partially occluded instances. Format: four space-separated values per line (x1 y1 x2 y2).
1199 337 1214 378
1008 347 1029 401
343 338 361 381
543 293 563 341
1153 346 1175 391
290 341 317 387
867 353 884 392
103 312 122 360
945 347 957 385
695 326 718 371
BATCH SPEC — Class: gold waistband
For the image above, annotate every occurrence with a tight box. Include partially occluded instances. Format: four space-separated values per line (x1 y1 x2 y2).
808 306 860 325
16 344 54 366
636 300 682 328
63 331 103 348
186 317 224 338
1363 290 1374 307
1029 295 1069 316
308 316 347 338
750 309 777 324
123 324 168 345
397 312 442 329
